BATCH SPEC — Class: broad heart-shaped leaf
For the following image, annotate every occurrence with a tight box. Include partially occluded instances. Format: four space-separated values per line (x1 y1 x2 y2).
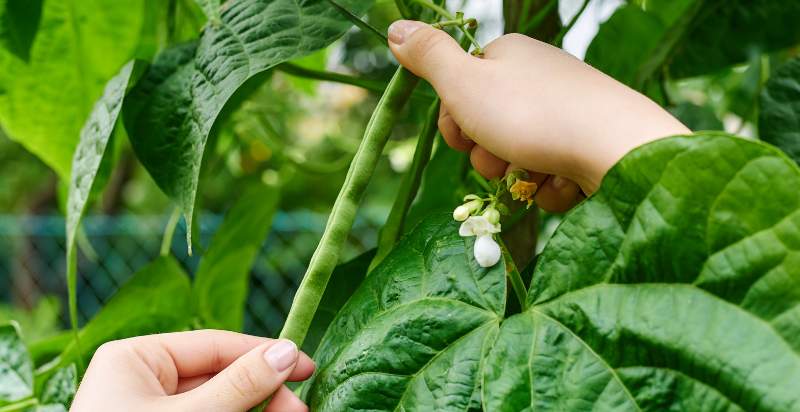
39 364 77 409
194 184 279 331
0 0 43 61
0 323 33 402
0 0 147 179
309 133 800 411
58 257 192 368
66 61 142 253
306 216 506 411
760 57 800 166
124 0 375 243
483 133 800 411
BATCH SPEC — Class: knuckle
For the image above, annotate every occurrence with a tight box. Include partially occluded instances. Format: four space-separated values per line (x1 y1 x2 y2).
226 365 262 397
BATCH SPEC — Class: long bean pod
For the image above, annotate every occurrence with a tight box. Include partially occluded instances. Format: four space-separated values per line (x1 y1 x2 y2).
279 67 419 345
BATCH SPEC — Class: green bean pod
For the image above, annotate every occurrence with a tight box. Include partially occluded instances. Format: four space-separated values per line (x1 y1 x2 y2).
279 67 419 346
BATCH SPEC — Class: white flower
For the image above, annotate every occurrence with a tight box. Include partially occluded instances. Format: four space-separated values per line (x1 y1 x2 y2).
452 205 470 221
474 235 501 267
459 215 501 237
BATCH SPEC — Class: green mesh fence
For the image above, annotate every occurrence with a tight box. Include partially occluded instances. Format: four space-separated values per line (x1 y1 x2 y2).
0 212 378 337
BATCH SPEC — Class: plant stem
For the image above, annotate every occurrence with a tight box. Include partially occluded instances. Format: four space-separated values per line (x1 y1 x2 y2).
520 0 557 35
276 63 435 101
161 207 181 256
325 0 388 43
370 98 440 271
553 0 589 47
410 0 453 19
65 246 84 371
279 68 419 346
499 240 527 310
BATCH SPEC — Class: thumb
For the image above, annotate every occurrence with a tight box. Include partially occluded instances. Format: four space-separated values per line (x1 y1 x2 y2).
388 20 473 99
175 339 299 411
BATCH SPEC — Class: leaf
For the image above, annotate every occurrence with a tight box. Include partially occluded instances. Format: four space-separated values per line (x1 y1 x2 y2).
670 0 800 78
669 102 723 131
39 364 77 408
0 323 33 402
585 1 702 90
760 57 800 165
66 60 142 253
59 257 193 366
193 0 221 23
124 0 375 243
0 0 43 61
405 141 469 229
194 184 279 331
302 249 375 356
499 133 800 411
0 0 148 179
309 133 800 411
306 215 506 410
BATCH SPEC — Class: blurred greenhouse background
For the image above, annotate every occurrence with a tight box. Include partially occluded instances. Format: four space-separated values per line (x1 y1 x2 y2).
0 0 773 342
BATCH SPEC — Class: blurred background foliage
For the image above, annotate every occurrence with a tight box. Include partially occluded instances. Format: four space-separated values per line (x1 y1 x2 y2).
0 0 798 356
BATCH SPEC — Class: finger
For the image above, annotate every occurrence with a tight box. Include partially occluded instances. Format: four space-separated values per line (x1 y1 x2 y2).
439 105 473 152
176 374 213 394
388 20 475 100
174 339 300 411
265 385 308 412
470 146 508 179
534 176 582 213
483 33 539 60
133 330 313 379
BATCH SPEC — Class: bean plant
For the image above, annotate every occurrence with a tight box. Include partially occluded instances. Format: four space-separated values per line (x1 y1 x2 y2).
1 0 799 411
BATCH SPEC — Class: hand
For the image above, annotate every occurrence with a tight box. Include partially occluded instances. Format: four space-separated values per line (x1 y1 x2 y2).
71 330 315 412
388 21 690 212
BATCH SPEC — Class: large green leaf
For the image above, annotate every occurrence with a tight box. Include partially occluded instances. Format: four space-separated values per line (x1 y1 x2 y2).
760 57 800 165
306 216 506 410
124 0 374 240
0 323 32 403
585 0 701 90
0 0 43 61
194 184 279 331
59 257 193 367
670 0 800 78
308 133 800 411
0 0 147 179
66 61 141 250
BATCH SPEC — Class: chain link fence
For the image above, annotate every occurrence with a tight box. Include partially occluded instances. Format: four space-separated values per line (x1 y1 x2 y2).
0 212 379 338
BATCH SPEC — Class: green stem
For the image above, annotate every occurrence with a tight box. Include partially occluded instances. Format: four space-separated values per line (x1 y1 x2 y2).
279 68 420 346
370 98 440 271
276 63 435 101
65 245 84 371
553 0 589 47
410 0 454 19
520 0 557 35
161 207 181 256
325 0 388 43
0 398 38 412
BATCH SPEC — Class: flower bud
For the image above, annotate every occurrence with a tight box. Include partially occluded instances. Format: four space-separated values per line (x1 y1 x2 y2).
482 207 500 225
474 235 501 267
453 205 470 221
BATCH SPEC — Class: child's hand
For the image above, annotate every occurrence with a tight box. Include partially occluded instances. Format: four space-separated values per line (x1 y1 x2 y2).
388 21 690 212
71 330 314 412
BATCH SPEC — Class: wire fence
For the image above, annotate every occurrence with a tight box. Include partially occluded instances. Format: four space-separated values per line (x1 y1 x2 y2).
0 212 379 338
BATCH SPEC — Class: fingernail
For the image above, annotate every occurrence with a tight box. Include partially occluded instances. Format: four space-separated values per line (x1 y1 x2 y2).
263 340 297 372
388 20 424 45
552 176 568 190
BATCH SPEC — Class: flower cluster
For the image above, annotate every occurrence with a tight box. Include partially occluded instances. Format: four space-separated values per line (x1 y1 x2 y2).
452 170 539 268
453 195 502 268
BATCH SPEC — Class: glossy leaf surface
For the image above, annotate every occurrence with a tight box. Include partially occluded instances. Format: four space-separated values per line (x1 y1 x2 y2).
760 57 800 165
124 0 374 237
310 133 800 411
